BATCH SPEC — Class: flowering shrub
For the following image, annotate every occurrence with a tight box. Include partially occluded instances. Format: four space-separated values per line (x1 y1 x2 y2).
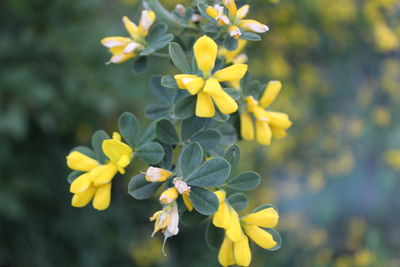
65 0 291 266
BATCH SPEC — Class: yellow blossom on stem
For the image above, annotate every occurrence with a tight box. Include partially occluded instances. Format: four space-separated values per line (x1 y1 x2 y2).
66 132 133 210
174 36 248 118
145 166 173 182
206 0 269 39
240 81 292 145
100 10 156 64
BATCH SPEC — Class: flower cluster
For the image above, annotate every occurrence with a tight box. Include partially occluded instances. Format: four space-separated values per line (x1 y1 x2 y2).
66 0 292 266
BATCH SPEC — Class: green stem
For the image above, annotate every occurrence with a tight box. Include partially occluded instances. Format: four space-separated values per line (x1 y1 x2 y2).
145 0 188 33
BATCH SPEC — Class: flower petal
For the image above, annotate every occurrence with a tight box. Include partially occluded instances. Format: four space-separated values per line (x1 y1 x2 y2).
93 183 112 210
209 85 238 114
240 111 254 140
233 234 251 266
259 81 282 108
122 16 139 39
159 187 179 204
265 111 292 129
180 76 205 95
139 10 156 36
243 224 277 249
218 236 236 267
196 92 215 117
223 0 237 17
100 37 132 48
194 35 218 73
71 185 96 208
102 139 133 166
272 128 287 139
236 4 249 19
226 207 242 242
206 6 219 18
90 163 118 186
182 192 193 211
213 201 231 229
256 120 272 145
66 151 99 172
239 19 269 33
213 64 248 82
175 74 199 89
70 172 93 193
241 207 279 228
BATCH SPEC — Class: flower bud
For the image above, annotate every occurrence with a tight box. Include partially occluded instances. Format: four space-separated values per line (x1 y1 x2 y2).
173 178 191 194
66 151 99 172
159 187 179 204
145 167 172 182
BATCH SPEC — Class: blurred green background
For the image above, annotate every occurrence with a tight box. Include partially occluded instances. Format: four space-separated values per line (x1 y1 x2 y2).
1 0 400 266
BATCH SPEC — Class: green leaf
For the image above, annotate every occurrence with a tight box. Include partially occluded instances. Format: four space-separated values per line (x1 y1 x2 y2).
181 116 207 140
71 146 95 159
201 24 220 33
169 42 192 73
217 124 237 145
241 32 262 41
118 112 141 148
181 209 207 226
142 23 173 55
227 192 248 211
205 220 224 250
189 187 219 215
128 173 163 200
161 75 178 88
223 36 238 51
186 158 230 187
159 143 173 170
136 142 165 164
67 170 82 184
173 95 196 119
91 130 110 164
190 129 221 150
264 228 282 251
138 122 157 145
155 119 179 145
150 76 175 104
226 171 261 191
132 56 148 74
178 142 203 177
212 109 229 122
224 145 240 169
145 104 171 120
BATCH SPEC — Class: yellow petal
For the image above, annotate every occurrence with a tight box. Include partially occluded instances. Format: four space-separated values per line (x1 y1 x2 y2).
236 4 249 19
243 224 277 249
214 190 226 202
175 74 198 89
100 37 132 48
213 202 231 229
194 35 218 73
138 10 156 36
229 25 241 39
239 19 269 33
259 81 282 108
206 6 218 18
233 234 251 266
226 207 243 242
202 77 222 95
159 187 179 204
70 172 93 193
122 16 139 39
90 163 118 186
242 207 279 228
218 236 236 267
251 106 270 122
102 139 133 168
196 92 215 117
223 0 237 17
240 111 254 140
213 64 248 82
256 121 272 145
175 75 205 95
71 185 96 208
108 51 135 64
112 132 122 141
265 111 292 129
66 151 99 172
93 183 112 210
272 128 287 139
211 89 238 114
182 192 193 211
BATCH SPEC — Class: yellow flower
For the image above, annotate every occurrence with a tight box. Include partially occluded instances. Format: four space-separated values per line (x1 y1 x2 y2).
145 166 173 182
219 40 248 89
66 132 133 210
213 190 280 267
206 0 268 39
174 36 247 118
100 10 156 64
159 178 192 207
240 81 292 145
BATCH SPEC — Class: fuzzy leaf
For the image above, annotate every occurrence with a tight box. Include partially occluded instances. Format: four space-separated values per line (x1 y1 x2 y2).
186 158 230 187
118 112 141 148
136 142 165 164
189 187 219 215
128 173 163 200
